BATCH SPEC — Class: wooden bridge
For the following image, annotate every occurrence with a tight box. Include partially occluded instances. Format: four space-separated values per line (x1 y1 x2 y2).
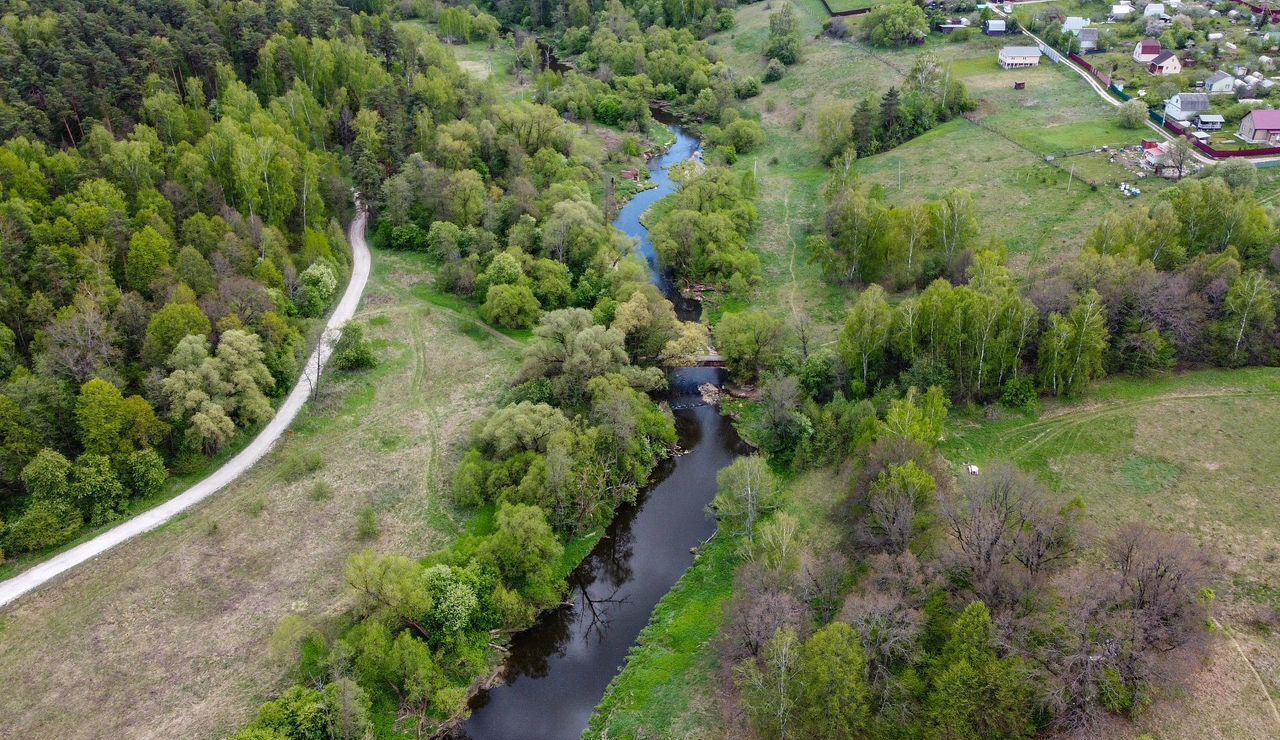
693 352 724 368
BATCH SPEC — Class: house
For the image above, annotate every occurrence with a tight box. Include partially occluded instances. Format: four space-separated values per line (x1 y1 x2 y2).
1164 92 1210 120
1196 113 1225 131
939 17 971 34
1142 140 1190 179
1237 109 1280 143
984 19 1007 35
1144 3 1166 17
1207 32 1224 41
1134 39 1162 63
1078 28 1100 51
999 46 1043 69
1111 3 1133 18
1149 51 1183 76
1205 70 1237 93
1063 16 1090 35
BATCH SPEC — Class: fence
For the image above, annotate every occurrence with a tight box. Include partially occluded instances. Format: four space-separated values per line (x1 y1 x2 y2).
1068 52 1280 159
816 0 875 17
1227 0 1280 22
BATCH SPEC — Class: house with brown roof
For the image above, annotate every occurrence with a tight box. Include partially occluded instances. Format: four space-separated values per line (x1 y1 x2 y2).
1238 109 1280 143
1149 51 1182 76
1134 39 1162 63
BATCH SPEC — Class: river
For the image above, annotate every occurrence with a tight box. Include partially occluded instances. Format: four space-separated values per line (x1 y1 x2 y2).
453 126 745 739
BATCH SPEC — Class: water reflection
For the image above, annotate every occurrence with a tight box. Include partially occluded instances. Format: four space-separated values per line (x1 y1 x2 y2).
454 129 741 740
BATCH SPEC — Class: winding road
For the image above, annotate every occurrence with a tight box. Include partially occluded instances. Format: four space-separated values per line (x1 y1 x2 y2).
0 208 372 609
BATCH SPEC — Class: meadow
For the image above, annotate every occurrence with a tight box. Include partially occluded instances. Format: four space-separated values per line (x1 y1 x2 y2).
0 249 523 738
945 368 1280 738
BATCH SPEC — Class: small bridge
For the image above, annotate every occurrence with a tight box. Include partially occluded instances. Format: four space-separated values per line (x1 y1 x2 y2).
693 352 725 368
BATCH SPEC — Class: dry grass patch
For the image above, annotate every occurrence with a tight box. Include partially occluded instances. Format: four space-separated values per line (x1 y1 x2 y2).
0 249 519 740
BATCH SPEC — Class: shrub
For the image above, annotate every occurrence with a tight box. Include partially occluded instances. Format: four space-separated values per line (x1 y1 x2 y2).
357 506 379 539
333 322 377 371
481 284 542 329
119 448 167 499
6 500 83 553
1117 99 1148 129
281 449 324 481
764 58 785 83
735 76 762 99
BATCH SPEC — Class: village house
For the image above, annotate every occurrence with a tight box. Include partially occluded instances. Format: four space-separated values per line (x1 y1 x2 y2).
1238 109 1280 143
938 17 971 34
1144 2 1166 17
1063 16 1090 35
984 19 1007 36
1205 70 1237 93
1078 28 1100 52
999 46 1043 69
1142 140 1190 179
1149 51 1183 76
1164 92 1210 121
1111 3 1133 19
1134 39 1162 63
1195 113 1225 131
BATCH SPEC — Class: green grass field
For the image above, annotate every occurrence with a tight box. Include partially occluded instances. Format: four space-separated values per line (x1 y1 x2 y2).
705 0 1164 282
823 0 884 12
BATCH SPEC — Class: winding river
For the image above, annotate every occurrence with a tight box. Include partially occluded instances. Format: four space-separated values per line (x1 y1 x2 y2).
454 127 745 739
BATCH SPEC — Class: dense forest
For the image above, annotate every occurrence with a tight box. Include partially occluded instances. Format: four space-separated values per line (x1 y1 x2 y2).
0 0 396 558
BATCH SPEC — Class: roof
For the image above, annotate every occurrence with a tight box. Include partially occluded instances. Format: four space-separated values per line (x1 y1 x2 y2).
1245 109 1280 129
1173 92 1210 110
1145 3 1165 14
1197 114 1225 123
1063 16 1090 34
1137 40 1162 53
1112 3 1133 12
1206 70 1234 84
986 19 1006 29
1001 46 1043 57
1079 28 1099 42
1151 51 1178 65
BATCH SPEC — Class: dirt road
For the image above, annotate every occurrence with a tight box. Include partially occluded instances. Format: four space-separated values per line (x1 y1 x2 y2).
0 209 372 609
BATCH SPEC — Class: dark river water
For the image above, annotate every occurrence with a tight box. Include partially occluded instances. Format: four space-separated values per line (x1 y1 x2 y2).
454 127 745 739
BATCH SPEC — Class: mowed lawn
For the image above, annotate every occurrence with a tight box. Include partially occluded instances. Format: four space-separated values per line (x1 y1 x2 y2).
707 0 1165 279
0 249 522 739
945 368 1280 739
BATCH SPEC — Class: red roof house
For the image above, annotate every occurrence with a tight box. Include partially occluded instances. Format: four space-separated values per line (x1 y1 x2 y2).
1133 39 1162 63
1238 109 1280 143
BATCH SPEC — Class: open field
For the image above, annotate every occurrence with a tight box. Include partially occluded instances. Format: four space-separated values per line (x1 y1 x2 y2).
946 368 1280 738
705 0 1165 283
0 249 521 739
823 0 884 12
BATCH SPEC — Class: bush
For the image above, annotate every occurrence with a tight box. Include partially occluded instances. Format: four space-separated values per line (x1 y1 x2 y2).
1000 376 1038 412
333 322 377 371
6 500 83 553
1117 99 1148 129
481 284 542 329
281 449 324 481
764 58 785 83
357 506 379 539
724 118 766 153
119 448 167 499
735 76 762 99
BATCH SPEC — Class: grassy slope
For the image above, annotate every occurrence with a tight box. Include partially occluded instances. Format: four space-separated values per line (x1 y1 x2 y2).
0 247 523 739
707 0 1167 283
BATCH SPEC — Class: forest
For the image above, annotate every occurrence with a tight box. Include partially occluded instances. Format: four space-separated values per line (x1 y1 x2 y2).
1 0 1277 738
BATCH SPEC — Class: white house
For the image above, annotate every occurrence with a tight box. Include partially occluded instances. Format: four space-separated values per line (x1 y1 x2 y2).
1144 3 1166 17
1195 113 1225 131
1149 51 1183 76
1207 32 1224 41
1063 16 1091 34
1112 3 1134 18
1134 39 1162 63
1079 28 1100 51
999 46 1043 69
1205 70 1237 93
1164 92 1210 121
